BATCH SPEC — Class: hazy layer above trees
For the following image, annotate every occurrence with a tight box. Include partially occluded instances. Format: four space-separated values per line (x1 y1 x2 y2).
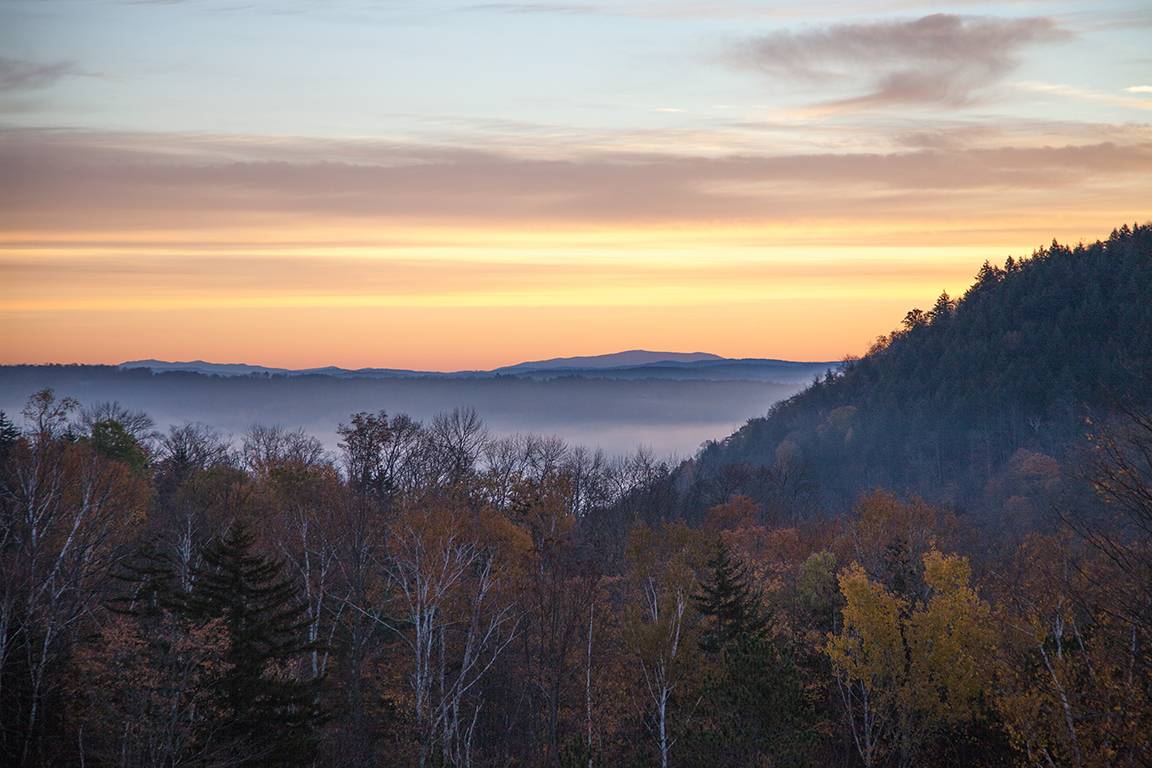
0 367 812 457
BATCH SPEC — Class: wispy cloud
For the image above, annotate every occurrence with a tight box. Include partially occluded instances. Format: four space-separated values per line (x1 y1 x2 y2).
0 57 84 91
460 2 598 14
2 128 1148 234
1016 81 1152 111
732 14 1070 112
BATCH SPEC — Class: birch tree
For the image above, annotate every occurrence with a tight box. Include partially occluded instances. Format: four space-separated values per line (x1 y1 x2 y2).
357 502 519 768
623 522 706 768
0 390 148 766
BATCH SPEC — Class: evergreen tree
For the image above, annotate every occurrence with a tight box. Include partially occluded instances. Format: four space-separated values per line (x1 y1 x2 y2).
693 541 767 653
109 543 184 618
91 545 231 768
187 519 322 767
0 409 19 466
686 542 815 767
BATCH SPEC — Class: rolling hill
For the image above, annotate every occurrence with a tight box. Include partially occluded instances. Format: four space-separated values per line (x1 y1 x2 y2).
118 353 838 385
681 223 1152 525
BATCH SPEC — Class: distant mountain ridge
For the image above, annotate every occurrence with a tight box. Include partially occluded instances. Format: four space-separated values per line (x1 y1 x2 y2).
496 350 724 371
119 359 438 378
119 352 840 384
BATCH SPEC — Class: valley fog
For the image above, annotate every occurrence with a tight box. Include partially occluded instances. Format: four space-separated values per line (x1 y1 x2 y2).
0 366 811 458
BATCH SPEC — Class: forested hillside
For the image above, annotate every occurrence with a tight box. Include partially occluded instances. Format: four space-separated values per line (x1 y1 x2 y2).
689 223 1152 524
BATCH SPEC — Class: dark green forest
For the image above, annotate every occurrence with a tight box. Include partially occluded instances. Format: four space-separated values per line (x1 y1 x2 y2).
688 223 1152 527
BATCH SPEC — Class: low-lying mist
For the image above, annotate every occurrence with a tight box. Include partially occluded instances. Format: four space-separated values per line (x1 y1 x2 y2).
0 366 815 458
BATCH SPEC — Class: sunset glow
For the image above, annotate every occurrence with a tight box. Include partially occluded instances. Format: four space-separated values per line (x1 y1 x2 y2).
2 0 1149 368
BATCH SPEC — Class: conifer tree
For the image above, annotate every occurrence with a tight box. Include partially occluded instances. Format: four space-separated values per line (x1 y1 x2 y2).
0 409 19 465
187 519 322 766
693 541 767 653
109 543 185 617
84 545 228 768
687 542 814 766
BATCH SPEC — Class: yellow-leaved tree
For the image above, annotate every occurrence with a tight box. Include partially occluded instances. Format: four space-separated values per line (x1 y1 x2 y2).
826 549 995 768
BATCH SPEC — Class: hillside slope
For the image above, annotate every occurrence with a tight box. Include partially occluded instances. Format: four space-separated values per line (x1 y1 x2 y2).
687 223 1152 523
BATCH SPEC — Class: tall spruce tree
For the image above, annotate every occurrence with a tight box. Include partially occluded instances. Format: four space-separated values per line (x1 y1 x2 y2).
187 519 322 767
90 545 230 768
686 542 814 767
0 409 19 466
693 541 767 653
109 543 184 617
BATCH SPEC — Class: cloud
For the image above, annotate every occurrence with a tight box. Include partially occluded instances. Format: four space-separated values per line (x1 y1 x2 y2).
0 57 83 91
1 128 1149 234
461 2 598 13
733 14 1070 111
1126 85 1152 94
894 124 999 151
1016 81 1152 111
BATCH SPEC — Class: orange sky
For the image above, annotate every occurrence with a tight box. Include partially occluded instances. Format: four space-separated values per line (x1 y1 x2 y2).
1 131 1147 368
2 218 1141 369
2 2 1150 369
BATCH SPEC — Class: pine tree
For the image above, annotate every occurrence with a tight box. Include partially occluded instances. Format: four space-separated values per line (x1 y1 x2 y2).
693 541 767 654
186 519 322 767
0 409 20 466
109 543 184 618
687 542 815 766
90 545 229 767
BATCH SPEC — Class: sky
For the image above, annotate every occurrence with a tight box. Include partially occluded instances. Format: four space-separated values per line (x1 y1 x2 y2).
1 0 1149 370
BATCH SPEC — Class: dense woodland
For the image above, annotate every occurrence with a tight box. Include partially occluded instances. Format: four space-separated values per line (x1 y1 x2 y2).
1 225 1150 767
691 224 1152 524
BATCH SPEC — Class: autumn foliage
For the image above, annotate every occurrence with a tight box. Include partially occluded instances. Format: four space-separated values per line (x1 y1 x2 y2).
0 391 1149 767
